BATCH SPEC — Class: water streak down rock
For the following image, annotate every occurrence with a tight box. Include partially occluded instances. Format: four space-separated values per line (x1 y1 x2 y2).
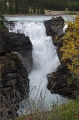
0 30 32 118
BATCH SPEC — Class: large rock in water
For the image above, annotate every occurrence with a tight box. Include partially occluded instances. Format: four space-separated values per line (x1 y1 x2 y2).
44 16 64 37
0 30 32 118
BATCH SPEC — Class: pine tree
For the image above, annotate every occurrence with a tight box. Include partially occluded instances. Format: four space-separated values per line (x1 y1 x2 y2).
15 0 19 14
39 0 45 14
8 0 15 14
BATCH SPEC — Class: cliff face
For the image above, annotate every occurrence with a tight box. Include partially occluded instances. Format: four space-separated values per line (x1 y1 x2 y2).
44 16 64 37
44 17 76 98
0 30 32 118
0 31 32 72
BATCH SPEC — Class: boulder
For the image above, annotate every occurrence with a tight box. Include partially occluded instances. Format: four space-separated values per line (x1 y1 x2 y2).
44 16 64 37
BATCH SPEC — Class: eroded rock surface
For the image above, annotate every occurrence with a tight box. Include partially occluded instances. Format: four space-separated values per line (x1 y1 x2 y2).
47 64 77 98
44 16 64 37
0 30 32 118
0 31 32 72
45 17 77 98
1 52 29 104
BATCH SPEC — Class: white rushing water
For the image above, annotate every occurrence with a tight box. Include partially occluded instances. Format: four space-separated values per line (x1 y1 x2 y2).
6 16 68 114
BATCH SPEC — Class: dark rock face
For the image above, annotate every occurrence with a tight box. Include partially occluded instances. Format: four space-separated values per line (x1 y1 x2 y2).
44 16 64 37
47 64 76 98
0 30 32 118
9 32 32 72
0 31 32 72
44 17 76 98
1 52 29 102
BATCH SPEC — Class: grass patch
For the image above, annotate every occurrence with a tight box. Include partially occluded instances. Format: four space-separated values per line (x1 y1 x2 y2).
16 99 79 120
56 99 79 120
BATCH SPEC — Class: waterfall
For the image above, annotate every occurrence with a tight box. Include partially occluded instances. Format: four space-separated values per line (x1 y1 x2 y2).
7 16 68 115
24 22 60 98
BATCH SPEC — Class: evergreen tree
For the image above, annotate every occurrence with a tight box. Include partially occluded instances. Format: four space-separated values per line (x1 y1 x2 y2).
8 0 15 14
32 3 36 13
39 0 45 14
0 0 5 14
32 0 37 14
15 0 19 14
0 0 79 14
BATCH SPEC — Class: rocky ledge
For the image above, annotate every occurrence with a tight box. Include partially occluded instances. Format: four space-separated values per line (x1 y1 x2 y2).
0 30 32 118
47 64 77 98
44 17 77 99
44 16 64 37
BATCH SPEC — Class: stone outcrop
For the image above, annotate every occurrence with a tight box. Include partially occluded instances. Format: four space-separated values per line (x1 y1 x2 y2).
0 31 32 72
44 16 64 37
47 64 77 98
1 52 29 103
0 30 32 118
44 17 77 98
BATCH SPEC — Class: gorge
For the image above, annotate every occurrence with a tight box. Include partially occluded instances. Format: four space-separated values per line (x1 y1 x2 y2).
0 15 71 118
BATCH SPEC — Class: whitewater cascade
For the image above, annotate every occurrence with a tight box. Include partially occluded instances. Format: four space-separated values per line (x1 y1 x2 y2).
7 17 68 114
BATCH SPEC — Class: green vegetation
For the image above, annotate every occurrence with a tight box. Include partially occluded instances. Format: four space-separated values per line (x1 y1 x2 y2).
60 16 79 97
16 99 79 120
0 14 8 32
55 15 79 98
60 16 79 79
0 0 79 14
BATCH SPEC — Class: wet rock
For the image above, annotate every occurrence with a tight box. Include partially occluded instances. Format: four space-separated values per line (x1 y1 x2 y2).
7 21 16 31
44 16 64 37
